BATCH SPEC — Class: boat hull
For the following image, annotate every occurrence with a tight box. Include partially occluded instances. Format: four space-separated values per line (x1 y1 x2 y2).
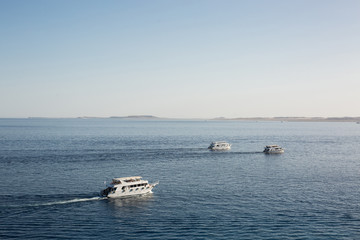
263 150 284 154
107 187 154 198
263 149 284 154
101 184 158 198
208 147 231 151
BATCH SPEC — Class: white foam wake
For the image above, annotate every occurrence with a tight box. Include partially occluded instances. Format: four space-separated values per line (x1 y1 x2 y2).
35 196 106 206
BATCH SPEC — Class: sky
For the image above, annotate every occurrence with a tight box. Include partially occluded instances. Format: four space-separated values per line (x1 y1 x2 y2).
1 0 359 118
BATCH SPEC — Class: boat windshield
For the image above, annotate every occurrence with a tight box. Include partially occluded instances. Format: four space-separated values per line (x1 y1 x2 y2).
111 179 122 184
124 178 141 182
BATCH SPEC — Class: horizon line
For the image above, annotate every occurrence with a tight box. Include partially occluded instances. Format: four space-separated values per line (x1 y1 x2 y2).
1 115 360 122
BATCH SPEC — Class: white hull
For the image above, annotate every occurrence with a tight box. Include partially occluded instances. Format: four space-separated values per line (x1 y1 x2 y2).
209 146 231 151
106 186 155 198
264 150 284 154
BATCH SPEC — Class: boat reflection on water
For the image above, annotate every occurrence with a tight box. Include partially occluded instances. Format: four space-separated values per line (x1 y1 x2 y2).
106 193 155 214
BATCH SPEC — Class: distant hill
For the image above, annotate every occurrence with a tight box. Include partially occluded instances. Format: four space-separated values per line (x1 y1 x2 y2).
25 115 360 122
211 117 360 122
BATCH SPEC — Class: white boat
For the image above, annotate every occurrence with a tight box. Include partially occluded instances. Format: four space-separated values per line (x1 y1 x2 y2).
208 141 231 150
100 176 158 198
263 145 284 154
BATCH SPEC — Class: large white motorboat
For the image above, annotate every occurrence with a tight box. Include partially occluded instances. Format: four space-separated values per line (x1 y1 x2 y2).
100 176 158 198
208 141 231 151
263 145 284 154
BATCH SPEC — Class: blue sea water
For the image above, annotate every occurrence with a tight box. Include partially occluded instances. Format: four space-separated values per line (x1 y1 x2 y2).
0 118 360 239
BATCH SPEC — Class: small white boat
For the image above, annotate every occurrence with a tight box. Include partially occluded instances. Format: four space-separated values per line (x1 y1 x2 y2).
100 176 158 198
208 141 231 151
263 145 284 154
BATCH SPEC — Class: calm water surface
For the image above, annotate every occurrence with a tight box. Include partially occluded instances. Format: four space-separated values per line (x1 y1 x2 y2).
0 119 360 239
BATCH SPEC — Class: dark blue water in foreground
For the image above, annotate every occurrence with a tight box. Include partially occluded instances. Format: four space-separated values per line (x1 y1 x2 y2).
1 119 360 239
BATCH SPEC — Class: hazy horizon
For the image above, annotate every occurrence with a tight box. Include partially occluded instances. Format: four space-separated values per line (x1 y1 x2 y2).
1 0 360 118
1 115 360 121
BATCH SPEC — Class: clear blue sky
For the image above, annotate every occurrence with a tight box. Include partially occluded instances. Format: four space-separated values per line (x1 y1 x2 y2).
1 0 359 118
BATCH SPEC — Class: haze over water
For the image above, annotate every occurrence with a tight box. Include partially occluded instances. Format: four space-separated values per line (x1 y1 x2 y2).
1 118 360 239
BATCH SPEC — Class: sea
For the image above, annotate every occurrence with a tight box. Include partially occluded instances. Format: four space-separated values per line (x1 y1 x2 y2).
0 118 359 239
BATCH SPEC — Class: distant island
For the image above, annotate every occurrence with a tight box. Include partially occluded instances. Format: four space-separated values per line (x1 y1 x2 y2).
25 115 360 122
211 117 360 122
110 115 360 122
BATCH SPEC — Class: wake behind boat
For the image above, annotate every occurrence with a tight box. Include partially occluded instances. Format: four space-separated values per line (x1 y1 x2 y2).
100 176 158 198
